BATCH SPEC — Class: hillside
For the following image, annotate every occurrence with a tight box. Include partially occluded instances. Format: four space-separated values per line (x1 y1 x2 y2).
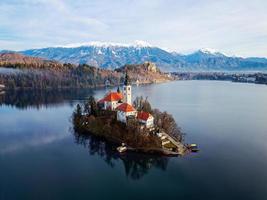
0 53 170 89
0 52 62 69
116 62 173 83
15 43 267 71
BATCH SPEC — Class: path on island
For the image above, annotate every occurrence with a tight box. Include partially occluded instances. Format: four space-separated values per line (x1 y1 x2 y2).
160 132 187 155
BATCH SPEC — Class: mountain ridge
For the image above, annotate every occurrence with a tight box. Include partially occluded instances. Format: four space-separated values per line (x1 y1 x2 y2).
59 40 153 48
1 43 267 71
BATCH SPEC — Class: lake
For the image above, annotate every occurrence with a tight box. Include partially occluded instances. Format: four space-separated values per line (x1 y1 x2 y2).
1 81 267 200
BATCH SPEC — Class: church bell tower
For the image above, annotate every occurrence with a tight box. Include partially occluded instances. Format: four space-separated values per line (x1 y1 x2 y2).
123 72 132 105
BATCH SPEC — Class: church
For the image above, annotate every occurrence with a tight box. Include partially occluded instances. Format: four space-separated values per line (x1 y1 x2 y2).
98 73 154 128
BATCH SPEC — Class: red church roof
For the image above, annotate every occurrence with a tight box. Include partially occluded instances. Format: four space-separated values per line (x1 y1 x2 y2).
98 98 105 104
116 103 136 112
137 111 152 121
103 92 123 102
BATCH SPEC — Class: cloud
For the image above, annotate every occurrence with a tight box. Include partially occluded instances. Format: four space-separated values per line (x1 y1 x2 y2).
0 0 267 57
0 0 108 48
0 132 68 155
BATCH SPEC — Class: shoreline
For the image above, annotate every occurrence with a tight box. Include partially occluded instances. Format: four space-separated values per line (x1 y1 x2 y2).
172 71 267 85
76 129 188 157
73 111 188 157
0 80 171 91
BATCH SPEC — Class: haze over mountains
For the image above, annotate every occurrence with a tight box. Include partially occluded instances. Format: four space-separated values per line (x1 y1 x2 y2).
2 41 267 71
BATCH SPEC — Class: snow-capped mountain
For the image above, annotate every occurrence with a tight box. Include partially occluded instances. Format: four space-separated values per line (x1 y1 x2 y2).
59 40 153 48
16 42 267 71
19 42 178 70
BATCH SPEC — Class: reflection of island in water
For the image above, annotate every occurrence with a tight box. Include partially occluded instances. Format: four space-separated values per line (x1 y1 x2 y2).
0 89 170 179
0 89 95 109
73 130 169 180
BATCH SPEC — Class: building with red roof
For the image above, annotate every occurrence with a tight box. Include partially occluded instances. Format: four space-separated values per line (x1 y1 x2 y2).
137 111 154 128
103 92 123 102
116 103 137 123
98 92 123 110
116 103 135 112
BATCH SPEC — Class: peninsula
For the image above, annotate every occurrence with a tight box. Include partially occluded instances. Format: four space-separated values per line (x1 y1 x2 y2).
72 72 189 156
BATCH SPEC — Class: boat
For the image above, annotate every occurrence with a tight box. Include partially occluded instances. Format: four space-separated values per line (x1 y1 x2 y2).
117 143 127 153
117 146 127 153
190 144 197 148
188 144 199 152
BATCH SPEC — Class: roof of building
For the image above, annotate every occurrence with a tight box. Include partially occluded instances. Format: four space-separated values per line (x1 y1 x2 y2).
98 98 105 104
137 111 153 121
116 103 136 112
103 92 123 102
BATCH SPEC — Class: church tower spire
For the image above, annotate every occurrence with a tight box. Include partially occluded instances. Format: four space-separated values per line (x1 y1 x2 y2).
117 86 120 93
124 71 130 86
123 71 132 105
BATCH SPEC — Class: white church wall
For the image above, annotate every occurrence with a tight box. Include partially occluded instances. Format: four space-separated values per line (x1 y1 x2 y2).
123 85 132 105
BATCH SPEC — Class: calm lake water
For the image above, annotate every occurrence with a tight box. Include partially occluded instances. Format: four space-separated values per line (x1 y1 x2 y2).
1 81 267 200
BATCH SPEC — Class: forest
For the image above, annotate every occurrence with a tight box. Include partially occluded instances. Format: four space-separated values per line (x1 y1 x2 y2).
0 63 122 89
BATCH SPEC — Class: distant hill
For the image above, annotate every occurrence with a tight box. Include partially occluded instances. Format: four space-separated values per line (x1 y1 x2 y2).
0 52 62 69
182 50 267 71
116 62 173 83
13 42 267 71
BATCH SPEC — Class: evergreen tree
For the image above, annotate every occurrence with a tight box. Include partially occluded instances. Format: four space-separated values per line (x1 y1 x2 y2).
87 96 98 116
75 104 82 118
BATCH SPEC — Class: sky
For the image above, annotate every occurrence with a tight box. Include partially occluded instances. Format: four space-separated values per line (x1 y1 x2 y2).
0 0 267 57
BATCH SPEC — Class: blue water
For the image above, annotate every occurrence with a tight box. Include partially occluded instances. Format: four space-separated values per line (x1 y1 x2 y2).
0 81 267 200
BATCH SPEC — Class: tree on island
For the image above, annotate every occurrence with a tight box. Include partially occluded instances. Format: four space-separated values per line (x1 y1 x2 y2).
130 96 184 142
133 96 152 113
84 96 98 116
153 109 184 142
73 104 83 131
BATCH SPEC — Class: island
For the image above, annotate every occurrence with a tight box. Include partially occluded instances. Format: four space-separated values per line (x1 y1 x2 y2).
72 72 193 156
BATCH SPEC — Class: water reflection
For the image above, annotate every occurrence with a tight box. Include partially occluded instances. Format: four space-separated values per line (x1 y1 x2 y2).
0 89 95 109
73 131 169 180
121 153 169 180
